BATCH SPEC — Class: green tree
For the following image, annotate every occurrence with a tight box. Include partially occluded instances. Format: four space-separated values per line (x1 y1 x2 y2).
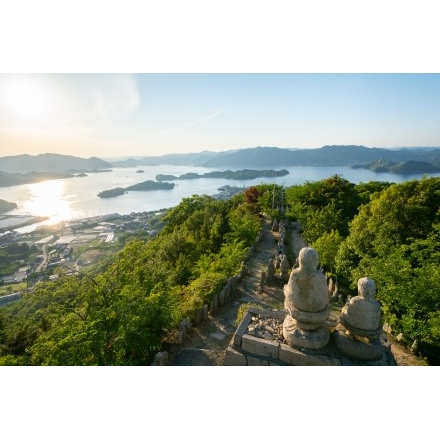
312 229 344 272
335 177 440 354
285 175 361 239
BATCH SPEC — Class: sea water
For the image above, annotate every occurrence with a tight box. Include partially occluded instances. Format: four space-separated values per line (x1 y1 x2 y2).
0 164 437 231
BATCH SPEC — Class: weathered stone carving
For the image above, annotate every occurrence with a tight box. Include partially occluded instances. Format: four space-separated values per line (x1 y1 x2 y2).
334 277 384 361
267 258 276 279
280 254 289 282
282 247 330 350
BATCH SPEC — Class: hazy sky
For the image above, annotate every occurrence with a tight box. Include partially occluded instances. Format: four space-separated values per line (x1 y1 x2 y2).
1 2 440 160
1 73 439 159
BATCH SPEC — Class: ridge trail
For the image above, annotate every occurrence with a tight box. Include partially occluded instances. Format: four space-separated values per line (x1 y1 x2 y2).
167 215 424 366
168 215 304 366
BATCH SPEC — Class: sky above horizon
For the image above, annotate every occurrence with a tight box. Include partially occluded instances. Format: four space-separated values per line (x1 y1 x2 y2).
1 73 439 159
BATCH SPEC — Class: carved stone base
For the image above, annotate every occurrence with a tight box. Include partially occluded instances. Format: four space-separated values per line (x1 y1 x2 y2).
287 305 329 331
333 330 384 361
283 315 330 350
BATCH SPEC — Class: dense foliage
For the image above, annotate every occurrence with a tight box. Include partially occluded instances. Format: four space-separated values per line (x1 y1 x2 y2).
0 193 262 365
284 175 440 360
335 177 440 355
2 176 440 364
0 242 39 278
285 175 364 241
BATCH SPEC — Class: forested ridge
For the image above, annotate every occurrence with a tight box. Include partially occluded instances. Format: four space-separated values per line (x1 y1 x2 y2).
0 192 263 365
284 175 440 364
1 176 439 365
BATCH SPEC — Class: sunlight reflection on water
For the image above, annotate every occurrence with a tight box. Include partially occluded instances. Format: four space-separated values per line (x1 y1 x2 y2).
22 179 73 224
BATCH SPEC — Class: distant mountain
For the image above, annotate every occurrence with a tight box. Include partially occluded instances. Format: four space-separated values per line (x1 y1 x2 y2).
0 153 112 173
200 145 440 167
5 146 440 174
110 151 220 167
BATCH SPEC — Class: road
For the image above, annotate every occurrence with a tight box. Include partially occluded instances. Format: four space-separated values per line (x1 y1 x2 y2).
35 244 49 273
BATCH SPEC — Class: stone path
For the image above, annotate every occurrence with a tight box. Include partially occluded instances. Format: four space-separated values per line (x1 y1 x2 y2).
168 216 304 366
166 216 425 366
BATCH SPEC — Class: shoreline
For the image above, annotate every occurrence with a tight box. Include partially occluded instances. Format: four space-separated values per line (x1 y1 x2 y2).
8 208 171 235
0 215 49 234
5 186 245 235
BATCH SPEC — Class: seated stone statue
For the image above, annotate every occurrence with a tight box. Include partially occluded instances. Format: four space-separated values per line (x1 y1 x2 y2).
283 247 330 349
267 258 276 278
284 247 329 316
334 277 384 361
340 277 382 337
280 254 289 282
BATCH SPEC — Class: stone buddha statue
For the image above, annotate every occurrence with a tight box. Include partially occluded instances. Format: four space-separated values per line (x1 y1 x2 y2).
267 258 276 279
280 254 289 282
283 247 330 350
340 277 382 336
334 277 384 361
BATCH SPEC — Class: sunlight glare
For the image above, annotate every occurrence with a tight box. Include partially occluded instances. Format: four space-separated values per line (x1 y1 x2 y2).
23 180 73 224
2 76 52 120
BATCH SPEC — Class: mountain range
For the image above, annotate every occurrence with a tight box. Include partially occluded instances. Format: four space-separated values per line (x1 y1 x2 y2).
0 153 112 173
2 146 440 173
110 145 440 168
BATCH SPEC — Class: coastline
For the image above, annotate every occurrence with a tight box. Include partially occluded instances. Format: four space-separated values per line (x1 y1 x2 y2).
0 215 49 233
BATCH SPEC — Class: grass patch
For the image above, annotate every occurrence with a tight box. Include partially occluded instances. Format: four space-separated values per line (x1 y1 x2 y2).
235 302 264 326
0 281 27 296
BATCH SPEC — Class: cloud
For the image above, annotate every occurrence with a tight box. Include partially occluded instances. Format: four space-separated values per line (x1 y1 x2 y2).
161 108 224 134
92 74 140 119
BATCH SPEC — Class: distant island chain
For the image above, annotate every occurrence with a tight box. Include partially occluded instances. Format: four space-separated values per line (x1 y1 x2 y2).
97 169 289 198
1 145 440 230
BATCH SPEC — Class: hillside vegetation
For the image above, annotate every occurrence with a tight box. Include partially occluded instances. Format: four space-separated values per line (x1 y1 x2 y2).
284 175 440 364
0 193 263 365
1 176 439 365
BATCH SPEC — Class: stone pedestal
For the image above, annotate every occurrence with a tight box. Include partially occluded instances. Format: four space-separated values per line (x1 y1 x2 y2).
333 328 384 361
283 314 330 350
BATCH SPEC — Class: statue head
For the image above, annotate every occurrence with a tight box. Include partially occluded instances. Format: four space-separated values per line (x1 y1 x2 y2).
357 277 376 300
298 247 319 271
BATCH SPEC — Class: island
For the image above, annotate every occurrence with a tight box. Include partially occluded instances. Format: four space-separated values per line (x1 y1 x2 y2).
155 169 289 181
0 199 18 214
352 159 440 174
136 170 145 173
97 188 127 198
98 180 175 198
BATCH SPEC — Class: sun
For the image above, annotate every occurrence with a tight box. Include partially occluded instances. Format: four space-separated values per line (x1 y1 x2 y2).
1 75 52 121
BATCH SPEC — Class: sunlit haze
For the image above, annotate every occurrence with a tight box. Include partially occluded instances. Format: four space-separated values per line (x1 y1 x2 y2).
1 73 440 159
